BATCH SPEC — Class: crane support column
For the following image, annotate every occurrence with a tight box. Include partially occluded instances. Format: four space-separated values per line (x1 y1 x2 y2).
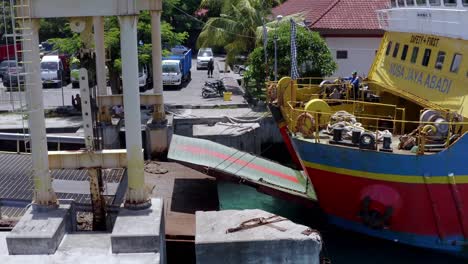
93 16 107 96
146 8 169 159
119 15 150 209
25 19 57 206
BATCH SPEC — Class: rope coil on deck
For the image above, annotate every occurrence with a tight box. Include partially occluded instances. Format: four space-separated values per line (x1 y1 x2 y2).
295 113 316 138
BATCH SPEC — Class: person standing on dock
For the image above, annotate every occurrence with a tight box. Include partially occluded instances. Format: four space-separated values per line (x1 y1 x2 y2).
207 58 214 78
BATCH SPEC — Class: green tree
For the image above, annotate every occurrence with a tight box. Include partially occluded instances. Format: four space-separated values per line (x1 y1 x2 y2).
197 0 272 64
104 13 189 94
163 0 202 47
39 18 73 42
47 34 82 55
246 22 336 92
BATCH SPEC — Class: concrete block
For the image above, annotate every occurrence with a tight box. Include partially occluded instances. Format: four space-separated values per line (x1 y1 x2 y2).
196 209 322 264
6 203 71 255
101 123 121 149
193 123 261 154
111 198 165 259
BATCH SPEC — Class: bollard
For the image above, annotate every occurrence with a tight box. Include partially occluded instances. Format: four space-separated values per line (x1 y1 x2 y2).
352 129 361 144
333 127 343 142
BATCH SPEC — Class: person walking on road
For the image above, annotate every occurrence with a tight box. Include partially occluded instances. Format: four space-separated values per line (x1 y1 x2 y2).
72 94 81 111
207 58 214 78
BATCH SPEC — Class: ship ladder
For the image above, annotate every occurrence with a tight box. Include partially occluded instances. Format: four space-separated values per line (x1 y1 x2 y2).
9 0 34 153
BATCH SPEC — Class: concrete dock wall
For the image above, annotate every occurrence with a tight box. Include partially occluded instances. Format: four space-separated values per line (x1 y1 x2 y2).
196 209 322 264
173 113 282 155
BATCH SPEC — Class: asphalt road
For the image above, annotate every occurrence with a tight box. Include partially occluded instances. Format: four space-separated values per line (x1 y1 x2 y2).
0 81 78 111
0 57 245 112
147 57 245 107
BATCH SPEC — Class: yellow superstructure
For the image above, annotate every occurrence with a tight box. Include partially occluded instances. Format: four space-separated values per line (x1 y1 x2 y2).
368 31 468 118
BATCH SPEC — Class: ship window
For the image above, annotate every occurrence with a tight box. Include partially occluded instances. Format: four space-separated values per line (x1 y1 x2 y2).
443 0 456 6
463 0 468 6
336 50 348 59
411 47 419 63
422 49 431 66
406 0 415 6
450 53 462 73
401 45 409 60
416 0 427 5
386 41 393 56
392 43 400 58
391 0 397 7
398 0 405 6
434 51 445 70
429 0 441 6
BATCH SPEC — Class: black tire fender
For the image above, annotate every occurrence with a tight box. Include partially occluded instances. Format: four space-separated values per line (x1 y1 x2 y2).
359 132 376 150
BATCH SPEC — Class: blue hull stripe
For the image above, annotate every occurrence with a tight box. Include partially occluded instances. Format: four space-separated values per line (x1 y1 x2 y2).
292 133 468 176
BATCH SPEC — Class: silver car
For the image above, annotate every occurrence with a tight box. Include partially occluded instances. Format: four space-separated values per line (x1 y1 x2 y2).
0 60 17 80
196 48 213 70
3 66 25 91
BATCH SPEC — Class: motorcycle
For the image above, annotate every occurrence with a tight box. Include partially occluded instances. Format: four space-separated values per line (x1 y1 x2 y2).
233 64 246 75
202 78 227 98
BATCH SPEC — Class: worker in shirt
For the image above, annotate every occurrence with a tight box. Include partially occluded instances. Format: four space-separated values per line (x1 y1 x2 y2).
344 71 360 100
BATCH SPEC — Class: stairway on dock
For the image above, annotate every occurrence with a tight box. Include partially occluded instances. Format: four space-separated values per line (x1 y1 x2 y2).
168 135 316 206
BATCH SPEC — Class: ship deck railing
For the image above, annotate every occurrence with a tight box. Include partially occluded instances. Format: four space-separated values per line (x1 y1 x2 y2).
284 100 468 154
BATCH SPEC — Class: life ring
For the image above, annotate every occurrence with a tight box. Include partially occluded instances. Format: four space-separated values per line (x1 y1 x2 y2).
296 113 316 138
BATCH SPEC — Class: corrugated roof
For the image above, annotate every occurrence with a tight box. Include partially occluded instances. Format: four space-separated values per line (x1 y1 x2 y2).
273 0 389 32
273 0 335 24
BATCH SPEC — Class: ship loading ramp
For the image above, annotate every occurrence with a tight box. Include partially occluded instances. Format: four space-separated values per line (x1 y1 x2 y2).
168 135 317 207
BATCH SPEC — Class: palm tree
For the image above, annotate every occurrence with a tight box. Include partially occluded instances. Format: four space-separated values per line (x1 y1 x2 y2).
197 0 271 64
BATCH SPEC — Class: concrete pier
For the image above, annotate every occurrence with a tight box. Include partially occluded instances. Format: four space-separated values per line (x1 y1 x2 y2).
111 198 165 258
6 203 71 255
196 209 322 264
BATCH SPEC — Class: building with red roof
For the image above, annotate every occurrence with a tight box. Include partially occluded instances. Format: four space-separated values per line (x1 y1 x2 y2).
273 0 390 77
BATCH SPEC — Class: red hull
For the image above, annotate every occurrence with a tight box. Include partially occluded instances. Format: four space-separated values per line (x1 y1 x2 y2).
306 166 468 238
278 124 302 168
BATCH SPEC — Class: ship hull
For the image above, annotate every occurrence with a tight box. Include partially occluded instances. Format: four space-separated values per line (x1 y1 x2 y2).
290 136 468 256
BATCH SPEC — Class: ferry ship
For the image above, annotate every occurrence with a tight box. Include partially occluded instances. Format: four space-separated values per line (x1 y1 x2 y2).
268 0 468 256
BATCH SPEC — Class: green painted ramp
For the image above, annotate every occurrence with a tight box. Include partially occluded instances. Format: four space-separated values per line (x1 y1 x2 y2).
168 135 316 201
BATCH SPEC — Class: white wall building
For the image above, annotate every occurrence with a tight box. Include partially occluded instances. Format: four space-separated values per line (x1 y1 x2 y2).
273 0 389 78
325 37 382 78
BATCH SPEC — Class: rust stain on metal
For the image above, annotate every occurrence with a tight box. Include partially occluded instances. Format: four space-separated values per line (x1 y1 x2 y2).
88 168 107 231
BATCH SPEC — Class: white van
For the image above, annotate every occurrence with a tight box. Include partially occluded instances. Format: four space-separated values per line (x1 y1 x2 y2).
41 55 68 88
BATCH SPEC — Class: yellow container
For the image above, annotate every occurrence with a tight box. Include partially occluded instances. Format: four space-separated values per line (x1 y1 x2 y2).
223 91 232 101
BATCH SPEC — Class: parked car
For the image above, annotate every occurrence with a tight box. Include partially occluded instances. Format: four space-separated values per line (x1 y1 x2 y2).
162 46 192 89
139 63 152 92
3 66 25 91
196 48 213 70
40 54 71 88
0 60 17 80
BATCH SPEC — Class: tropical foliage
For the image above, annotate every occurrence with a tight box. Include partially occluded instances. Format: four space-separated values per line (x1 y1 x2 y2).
244 22 337 93
197 0 272 64
47 34 82 55
104 12 189 93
